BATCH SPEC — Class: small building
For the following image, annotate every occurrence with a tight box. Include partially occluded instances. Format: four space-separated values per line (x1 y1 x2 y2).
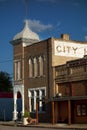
53 55 87 124
11 19 87 124
0 92 21 121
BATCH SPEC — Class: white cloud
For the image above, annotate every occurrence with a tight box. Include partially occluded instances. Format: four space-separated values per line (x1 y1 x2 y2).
84 36 87 41
29 19 53 32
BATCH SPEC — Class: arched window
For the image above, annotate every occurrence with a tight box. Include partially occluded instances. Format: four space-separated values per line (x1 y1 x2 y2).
29 58 33 78
14 60 22 80
34 57 38 77
39 56 44 76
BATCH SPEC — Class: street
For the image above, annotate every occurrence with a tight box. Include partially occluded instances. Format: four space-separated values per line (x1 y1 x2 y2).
0 125 81 130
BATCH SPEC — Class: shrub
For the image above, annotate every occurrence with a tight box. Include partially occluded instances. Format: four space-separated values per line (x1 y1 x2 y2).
24 111 30 118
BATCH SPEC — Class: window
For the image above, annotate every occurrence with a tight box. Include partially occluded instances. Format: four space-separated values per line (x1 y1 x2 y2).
42 89 46 111
39 56 44 76
34 57 38 77
82 105 86 116
77 105 81 116
28 87 46 112
77 104 87 116
31 91 34 111
14 60 22 80
29 59 33 77
29 55 45 78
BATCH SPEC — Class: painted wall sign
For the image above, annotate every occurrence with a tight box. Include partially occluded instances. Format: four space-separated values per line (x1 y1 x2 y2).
54 40 87 58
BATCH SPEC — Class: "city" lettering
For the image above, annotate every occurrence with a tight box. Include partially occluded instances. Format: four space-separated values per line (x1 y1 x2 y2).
56 45 78 54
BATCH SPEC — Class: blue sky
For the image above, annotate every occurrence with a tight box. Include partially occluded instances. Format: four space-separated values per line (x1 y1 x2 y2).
0 0 87 78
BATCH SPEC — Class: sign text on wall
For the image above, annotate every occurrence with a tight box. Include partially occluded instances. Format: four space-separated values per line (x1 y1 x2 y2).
54 40 87 58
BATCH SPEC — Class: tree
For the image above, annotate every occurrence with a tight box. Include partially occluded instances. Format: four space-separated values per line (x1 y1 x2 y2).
0 71 13 92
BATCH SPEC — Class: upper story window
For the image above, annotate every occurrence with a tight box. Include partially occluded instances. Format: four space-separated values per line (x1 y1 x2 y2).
28 55 45 78
38 56 44 76
34 57 38 77
29 58 33 77
14 60 22 81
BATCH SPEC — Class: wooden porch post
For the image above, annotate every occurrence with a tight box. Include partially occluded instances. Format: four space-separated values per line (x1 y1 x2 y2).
68 100 71 125
36 100 38 122
52 101 55 125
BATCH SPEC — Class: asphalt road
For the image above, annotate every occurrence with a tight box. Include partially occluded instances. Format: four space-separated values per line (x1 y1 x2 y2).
0 125 80 130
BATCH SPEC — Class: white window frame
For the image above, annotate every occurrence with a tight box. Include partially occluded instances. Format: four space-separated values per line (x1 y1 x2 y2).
28 87 46 113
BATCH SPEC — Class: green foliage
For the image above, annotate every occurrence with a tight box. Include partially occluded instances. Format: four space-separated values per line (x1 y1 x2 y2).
24 111 30 117
0 71 13 92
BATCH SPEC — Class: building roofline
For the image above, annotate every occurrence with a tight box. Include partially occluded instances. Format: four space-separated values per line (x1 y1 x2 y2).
49 96 87 102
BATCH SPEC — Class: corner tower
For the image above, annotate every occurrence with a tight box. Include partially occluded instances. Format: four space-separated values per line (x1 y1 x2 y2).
11 20 40 120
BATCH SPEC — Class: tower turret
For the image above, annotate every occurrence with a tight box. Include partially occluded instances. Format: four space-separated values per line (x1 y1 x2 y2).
11 20 40 47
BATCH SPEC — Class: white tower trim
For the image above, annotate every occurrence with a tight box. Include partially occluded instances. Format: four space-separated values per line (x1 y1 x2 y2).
13 84 24 120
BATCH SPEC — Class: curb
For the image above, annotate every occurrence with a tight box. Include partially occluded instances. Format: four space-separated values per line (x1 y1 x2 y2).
0 122 87 130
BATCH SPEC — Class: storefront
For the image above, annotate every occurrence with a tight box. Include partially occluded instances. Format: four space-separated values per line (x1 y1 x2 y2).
51 96 87 124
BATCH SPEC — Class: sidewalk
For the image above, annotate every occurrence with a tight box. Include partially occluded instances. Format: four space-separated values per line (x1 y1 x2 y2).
0 121 87 129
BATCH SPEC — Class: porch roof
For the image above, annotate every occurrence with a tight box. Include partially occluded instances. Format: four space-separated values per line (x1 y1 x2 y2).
49 96 87 102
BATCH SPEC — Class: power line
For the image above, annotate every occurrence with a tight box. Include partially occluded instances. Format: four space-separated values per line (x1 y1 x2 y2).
0 59 13 64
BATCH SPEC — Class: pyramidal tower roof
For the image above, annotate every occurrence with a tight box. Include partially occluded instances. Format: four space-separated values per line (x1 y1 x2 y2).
11 0 40 46
13 20 40 41
11 19 40 46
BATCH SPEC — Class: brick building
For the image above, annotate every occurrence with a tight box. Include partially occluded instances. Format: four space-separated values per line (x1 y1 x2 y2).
11 20 87 124
53 55 87 124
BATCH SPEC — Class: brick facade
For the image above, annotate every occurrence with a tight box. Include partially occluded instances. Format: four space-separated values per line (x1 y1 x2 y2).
11 21 87 124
